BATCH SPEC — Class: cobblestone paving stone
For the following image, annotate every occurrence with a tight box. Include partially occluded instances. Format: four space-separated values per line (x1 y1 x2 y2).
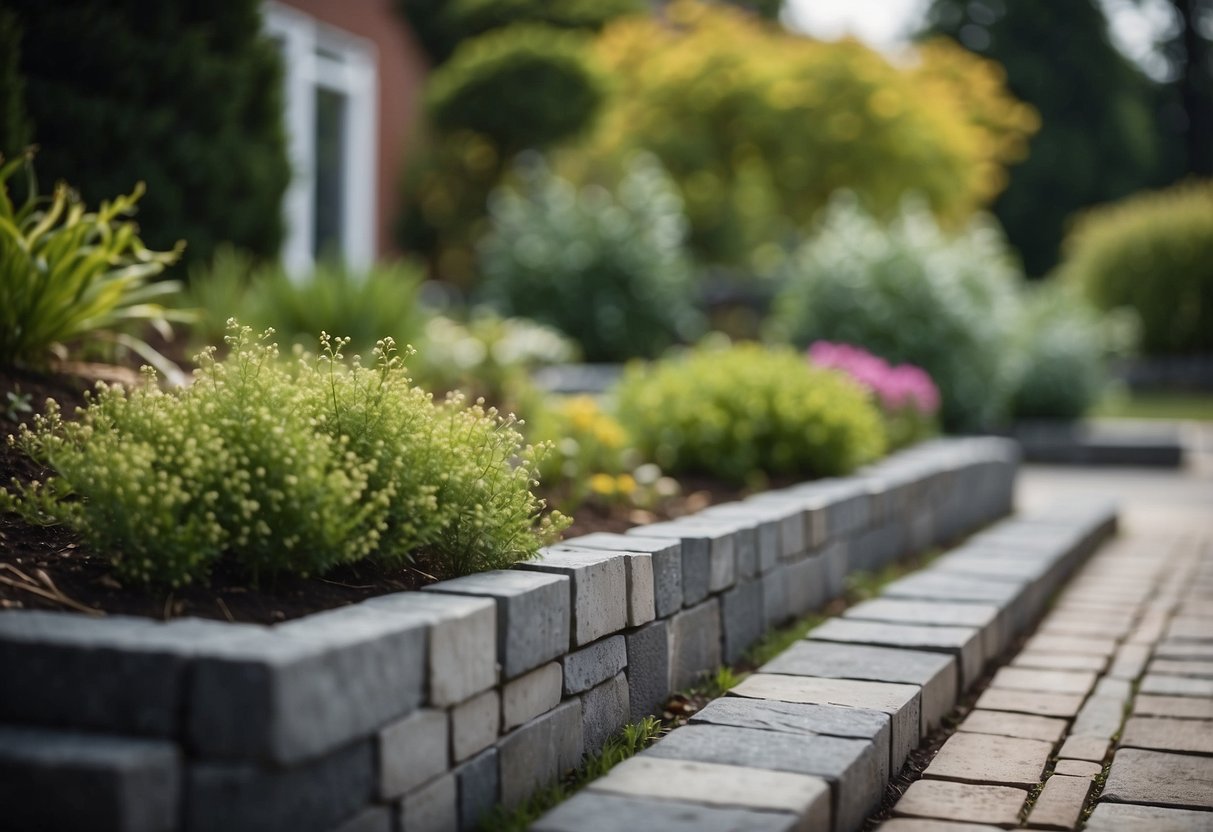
874 506 1213 832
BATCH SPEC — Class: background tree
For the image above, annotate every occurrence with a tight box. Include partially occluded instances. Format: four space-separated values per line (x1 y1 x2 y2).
0 0 290 266
922 0 1170 276
1159 0 1213 175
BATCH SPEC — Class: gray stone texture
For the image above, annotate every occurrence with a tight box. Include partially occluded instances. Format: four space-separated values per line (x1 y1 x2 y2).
378 708 449 799
582 672 631 752
764 640 957 733
0 612 261 737
697 501 790 572
762 565 792 630
185 739 374 832
844 598 1005 660
691 696 892 775
558 533 683 618
668 599 722 690
563 635 627 696
720 579 765 664
502 662 562 732
589 756 831 824
733 673 920 772
892 779 1027 828
454 748 498 832
361 591 497 706
625 619 670 721
498 699 583 809
532 792 801 832
785 555 828 618
1086 801 1213 832
957 710 1067 744
450 689 499 763
518 550 628 646
332 806 392 832
425 569 570 679
809 618 984 689
190 606 426 764
400 771 457 832
1119 715 1213 755
1101 748 1213 810
644 723 884 832
0 724 181 832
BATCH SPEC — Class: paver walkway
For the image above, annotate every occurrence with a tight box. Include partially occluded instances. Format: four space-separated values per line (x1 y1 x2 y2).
876 445 1213 832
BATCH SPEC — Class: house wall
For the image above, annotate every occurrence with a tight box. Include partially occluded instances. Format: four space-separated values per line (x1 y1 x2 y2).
275 0 428 260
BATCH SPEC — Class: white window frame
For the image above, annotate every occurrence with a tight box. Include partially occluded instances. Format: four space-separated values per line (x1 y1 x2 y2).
262 2 377 276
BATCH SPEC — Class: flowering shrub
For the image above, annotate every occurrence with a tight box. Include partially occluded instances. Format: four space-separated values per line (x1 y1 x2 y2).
807 341 940 449
771 194 1023 431
613 342 886 484
526 394 678 512
1 324 568 586
477 153 704 361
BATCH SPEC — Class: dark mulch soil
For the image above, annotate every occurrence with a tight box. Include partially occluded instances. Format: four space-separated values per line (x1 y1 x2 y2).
0 366 776 625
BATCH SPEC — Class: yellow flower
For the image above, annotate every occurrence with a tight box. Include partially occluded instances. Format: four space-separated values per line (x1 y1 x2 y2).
589 473 617 496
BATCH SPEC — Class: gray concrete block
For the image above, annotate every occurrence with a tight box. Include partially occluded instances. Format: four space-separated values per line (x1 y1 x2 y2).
378 708 449 799
498 699 583 809
190 607 426 764
697 501 788 573
361 592 497 706
559 533 683 618
785 555 827 618
720 579 765 665
425 570 570 679
519 550 628 646
669 599 722 690
644 722 883 832
844 597 1006 668
332 806 392 832
819 541 849 601
0 725 181 832
454 748 498 832
763 639 958 734
691 696 891 778
630 520 735 600
809 618 984 690
451 689 499 763
502 662 562 732
532 792 802 832
400 771 457 832
733 673 920 775
587 757 830 828
0 611 261 737
563 635 627 696
744 493 812 556
680 515 759 581
582 672 631 752
185 739 374 832
762 565 792 630
625 619 670 721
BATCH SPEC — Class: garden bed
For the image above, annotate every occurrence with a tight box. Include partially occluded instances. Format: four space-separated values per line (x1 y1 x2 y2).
0 436 1018 832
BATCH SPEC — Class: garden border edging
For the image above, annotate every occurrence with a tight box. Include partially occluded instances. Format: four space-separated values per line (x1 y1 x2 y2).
0 437 1020 832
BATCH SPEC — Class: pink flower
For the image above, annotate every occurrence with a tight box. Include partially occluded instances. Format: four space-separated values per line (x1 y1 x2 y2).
807 341 940 416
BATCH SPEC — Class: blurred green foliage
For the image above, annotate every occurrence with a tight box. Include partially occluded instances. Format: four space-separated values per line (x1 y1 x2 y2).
771 195 1024 432
426 25 606 156
396 0 643 65
613 342 887 484
477 154 704 362
591 1 1037 266
1 0 289 267
186 250 428 356
1010 283 1116 421
1060 180 1213 356
922 0 1172 276
0 10 30 158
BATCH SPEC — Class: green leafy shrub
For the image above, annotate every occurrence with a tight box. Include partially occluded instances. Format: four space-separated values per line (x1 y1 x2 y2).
770 194 1023 431
613 342 886 483
396 0 642 66
427 25 605 156
185 250 427 355
1060 181 1213 356
0 152 184 370
2 325 567 586
478 154 704 362
1010 283 1120 421
6 0 289 265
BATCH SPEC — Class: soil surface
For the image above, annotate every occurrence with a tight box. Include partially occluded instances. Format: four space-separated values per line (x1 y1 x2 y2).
0 366 771 624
